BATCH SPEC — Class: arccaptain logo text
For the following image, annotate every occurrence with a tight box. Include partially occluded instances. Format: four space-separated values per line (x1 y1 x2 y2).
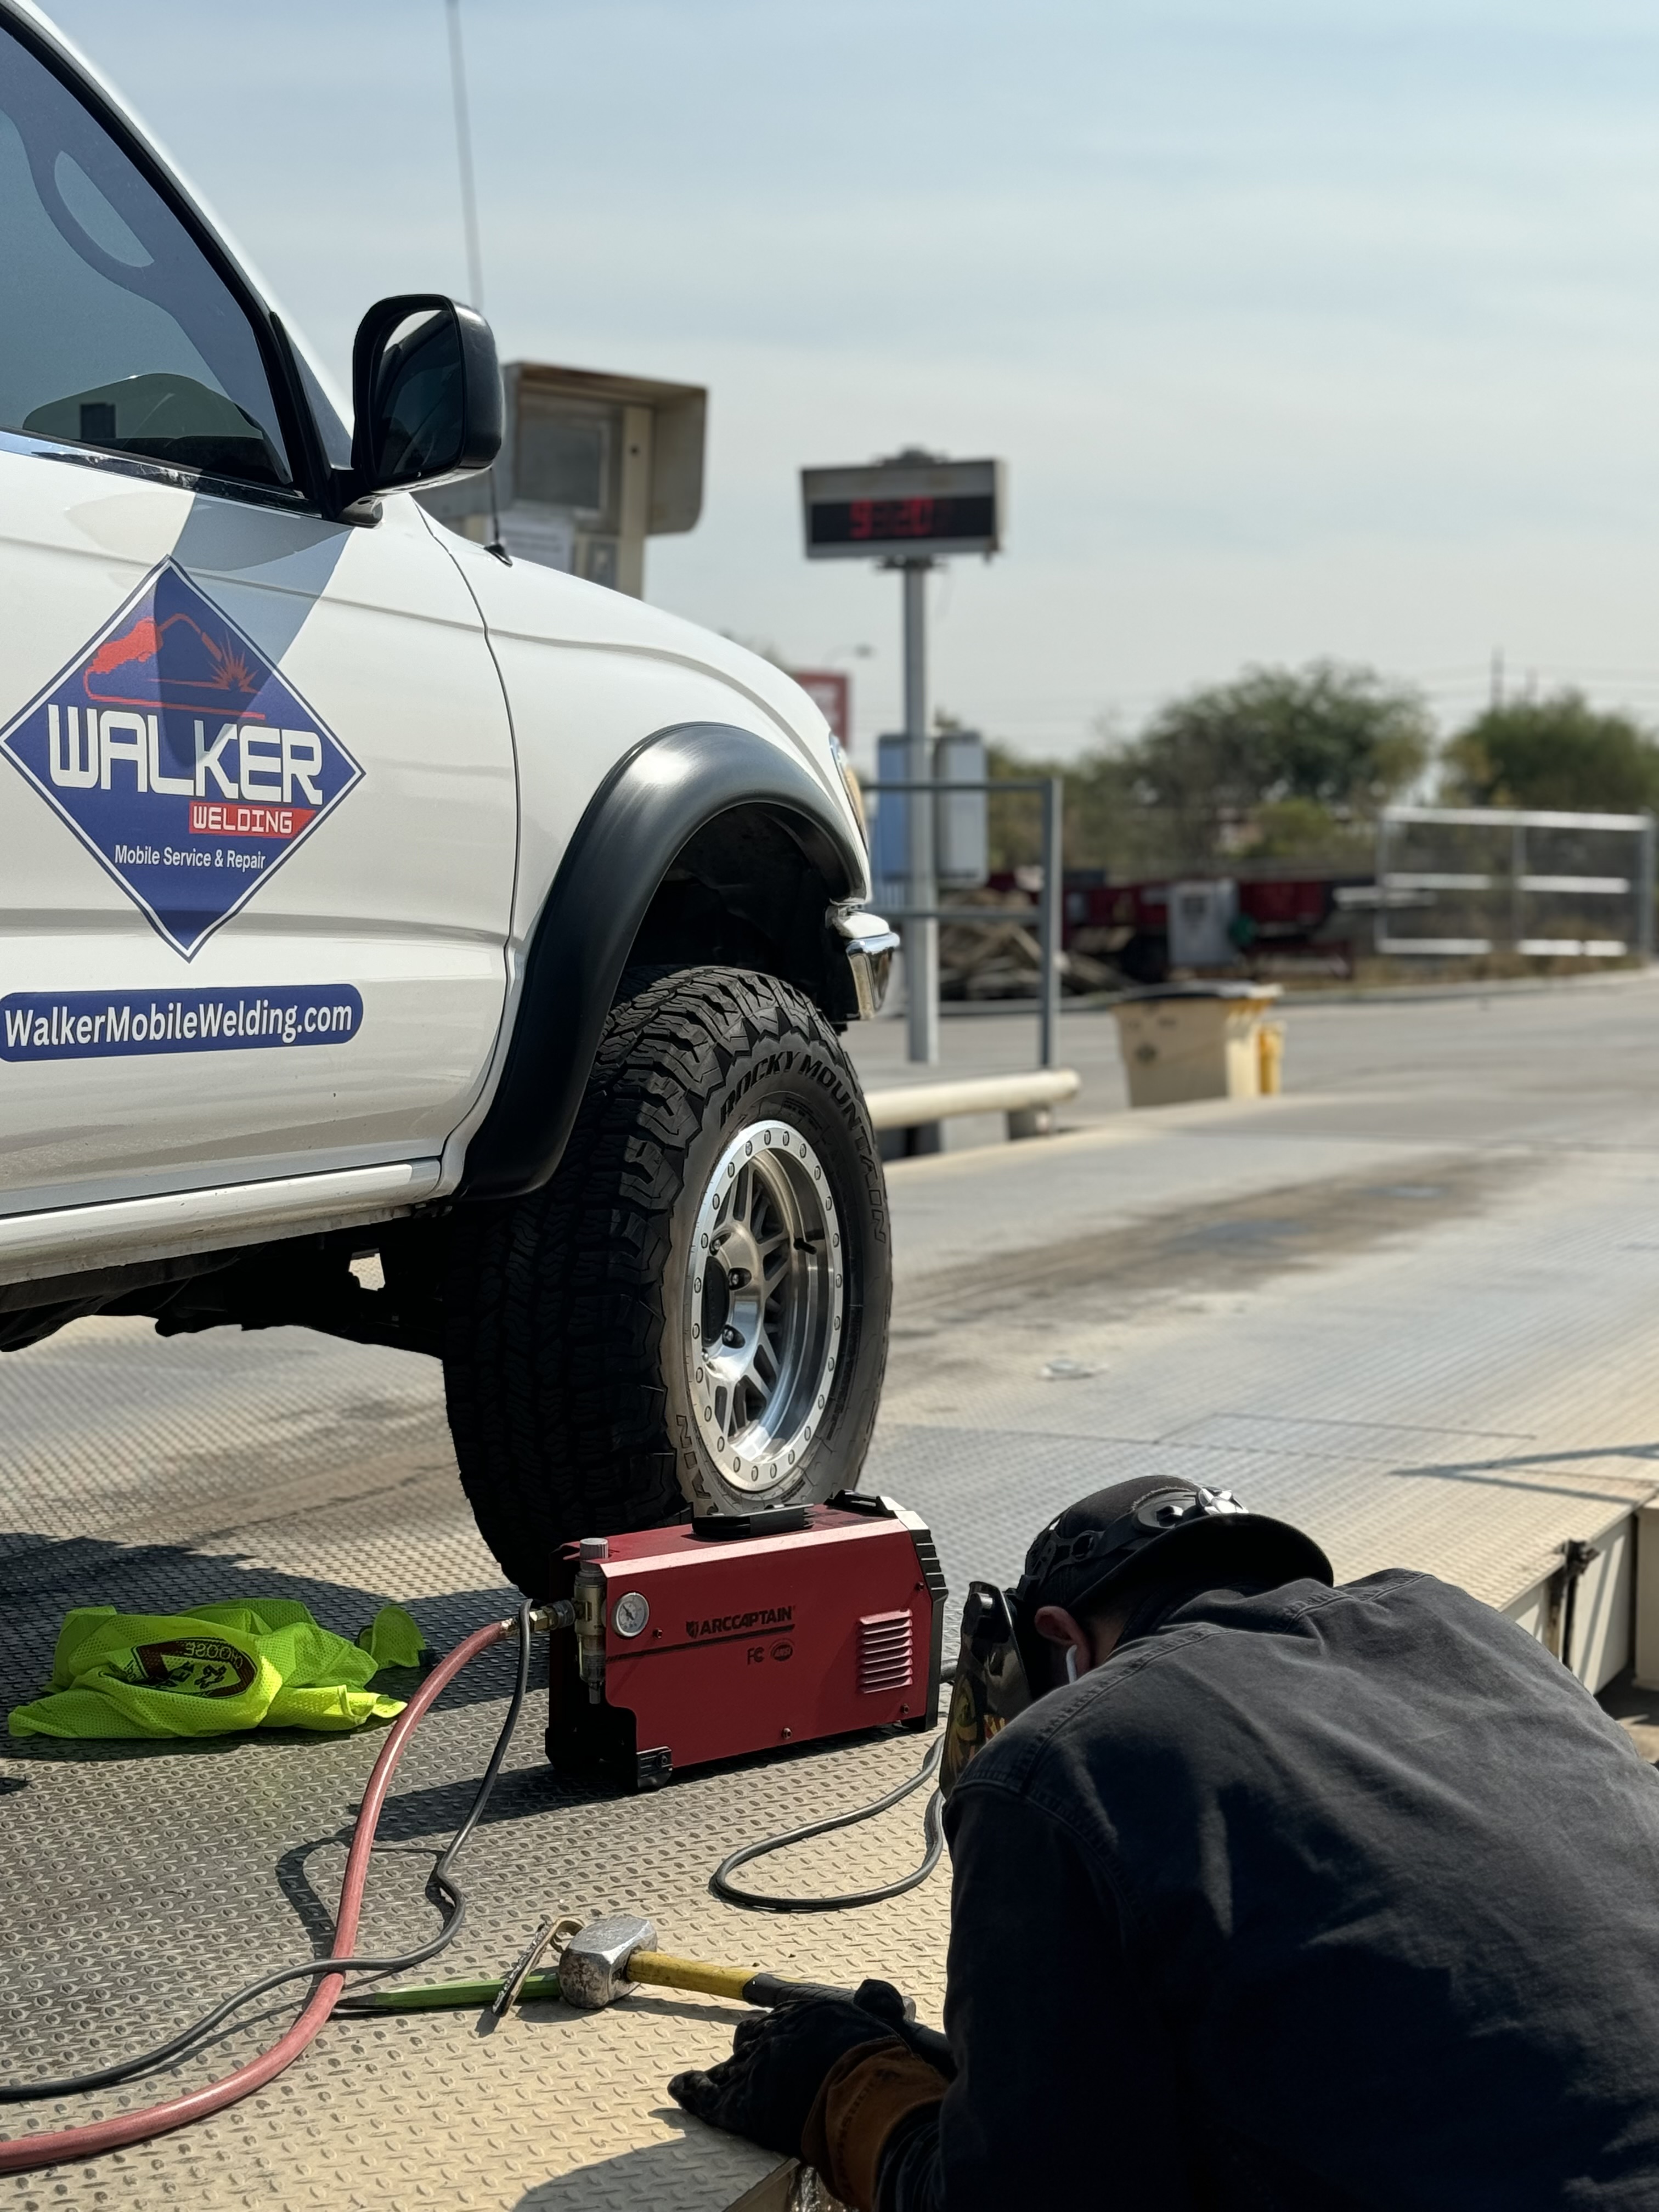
685 1606 794 1640
0 561 361 956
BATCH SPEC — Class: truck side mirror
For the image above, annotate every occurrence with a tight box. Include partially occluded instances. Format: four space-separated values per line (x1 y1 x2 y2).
347 294 502 505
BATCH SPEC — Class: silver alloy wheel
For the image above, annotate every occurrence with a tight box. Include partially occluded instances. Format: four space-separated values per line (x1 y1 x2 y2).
682 1118 845 1494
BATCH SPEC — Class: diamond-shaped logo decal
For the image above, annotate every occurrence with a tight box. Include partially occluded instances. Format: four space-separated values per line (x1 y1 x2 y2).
0 559 361 957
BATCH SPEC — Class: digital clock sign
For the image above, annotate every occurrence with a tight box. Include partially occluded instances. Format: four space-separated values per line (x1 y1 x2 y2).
801 458 1003 561
809 493 997 551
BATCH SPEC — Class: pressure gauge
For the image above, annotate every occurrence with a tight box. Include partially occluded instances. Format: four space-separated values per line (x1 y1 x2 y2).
612 1590 650 1638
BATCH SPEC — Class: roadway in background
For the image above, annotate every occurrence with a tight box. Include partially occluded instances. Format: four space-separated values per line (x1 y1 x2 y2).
851 970 1659 1628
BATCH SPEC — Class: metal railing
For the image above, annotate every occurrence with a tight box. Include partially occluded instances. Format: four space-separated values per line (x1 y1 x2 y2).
1375 805 1656 962
866 776 1064 1067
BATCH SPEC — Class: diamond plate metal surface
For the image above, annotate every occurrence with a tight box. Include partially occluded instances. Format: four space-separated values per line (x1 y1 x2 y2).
7 984 1659 2204
0 1323 953 2211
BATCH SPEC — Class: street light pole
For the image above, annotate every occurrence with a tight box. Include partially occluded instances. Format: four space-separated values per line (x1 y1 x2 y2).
901 557 939 1066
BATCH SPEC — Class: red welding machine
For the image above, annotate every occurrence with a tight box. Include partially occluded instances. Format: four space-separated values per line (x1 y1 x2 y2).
545 1495 946 1790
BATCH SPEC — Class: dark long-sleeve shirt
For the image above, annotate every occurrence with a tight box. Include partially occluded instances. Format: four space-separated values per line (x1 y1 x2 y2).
880 1570 1659 2210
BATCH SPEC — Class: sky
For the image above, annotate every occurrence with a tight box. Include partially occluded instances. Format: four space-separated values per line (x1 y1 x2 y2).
40 0 1659 764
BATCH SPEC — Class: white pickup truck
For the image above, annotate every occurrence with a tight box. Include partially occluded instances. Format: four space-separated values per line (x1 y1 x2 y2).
0 1 897 1591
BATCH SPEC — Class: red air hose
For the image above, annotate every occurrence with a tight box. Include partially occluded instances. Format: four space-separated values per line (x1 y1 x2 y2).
0 1615 511 2177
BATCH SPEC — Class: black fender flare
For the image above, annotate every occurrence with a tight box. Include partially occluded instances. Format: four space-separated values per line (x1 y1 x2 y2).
458 721 866 1198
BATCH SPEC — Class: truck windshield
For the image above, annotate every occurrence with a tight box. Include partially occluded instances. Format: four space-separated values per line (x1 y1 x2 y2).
0 24 291 489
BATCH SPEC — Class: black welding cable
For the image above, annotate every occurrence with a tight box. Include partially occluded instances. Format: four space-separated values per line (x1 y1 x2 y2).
714 1658 960 1914
0 1600 534 2104
712 1731 946 1913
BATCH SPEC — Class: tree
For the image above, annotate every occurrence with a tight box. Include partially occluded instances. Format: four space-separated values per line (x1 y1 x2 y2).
1121 662 1432 871
983 742 1153 875
979 662 1431 878
1440 694 1659 814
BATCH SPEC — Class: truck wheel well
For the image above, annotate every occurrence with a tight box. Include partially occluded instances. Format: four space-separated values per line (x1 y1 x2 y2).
626 805 844 1007
459 720 866 1198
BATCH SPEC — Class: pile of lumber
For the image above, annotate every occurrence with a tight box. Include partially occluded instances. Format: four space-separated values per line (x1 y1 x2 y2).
938 889 1116 1000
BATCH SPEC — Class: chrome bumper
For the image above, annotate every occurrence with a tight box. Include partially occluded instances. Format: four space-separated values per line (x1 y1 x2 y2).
831 908 901 1019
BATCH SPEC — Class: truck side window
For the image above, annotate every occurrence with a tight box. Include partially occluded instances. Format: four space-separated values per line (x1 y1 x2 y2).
0 26 291 490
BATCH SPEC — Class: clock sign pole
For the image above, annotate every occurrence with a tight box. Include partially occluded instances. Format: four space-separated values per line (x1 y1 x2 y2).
799 451 1005 1069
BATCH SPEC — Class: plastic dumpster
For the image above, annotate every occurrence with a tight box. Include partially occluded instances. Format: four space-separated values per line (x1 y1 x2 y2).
1111 984 1284 1108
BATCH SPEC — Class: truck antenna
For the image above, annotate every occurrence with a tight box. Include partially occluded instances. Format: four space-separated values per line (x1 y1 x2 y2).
444 0 503 551
445 0 486 314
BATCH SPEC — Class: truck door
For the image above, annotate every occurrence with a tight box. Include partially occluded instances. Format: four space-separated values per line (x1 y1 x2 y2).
0 19 516 1216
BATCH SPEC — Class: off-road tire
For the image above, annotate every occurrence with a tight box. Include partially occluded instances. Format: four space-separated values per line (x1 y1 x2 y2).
442 965 890 1593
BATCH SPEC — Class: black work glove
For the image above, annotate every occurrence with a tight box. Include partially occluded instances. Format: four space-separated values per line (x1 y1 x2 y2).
669 1978 924 2157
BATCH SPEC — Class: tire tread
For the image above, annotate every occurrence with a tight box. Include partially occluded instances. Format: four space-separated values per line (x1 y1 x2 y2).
443 966 884 1589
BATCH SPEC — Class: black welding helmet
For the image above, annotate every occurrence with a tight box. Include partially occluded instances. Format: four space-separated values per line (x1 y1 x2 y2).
940 1478 1332 1799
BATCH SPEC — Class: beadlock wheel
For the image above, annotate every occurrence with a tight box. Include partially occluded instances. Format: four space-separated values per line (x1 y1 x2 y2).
682 1118 845 1495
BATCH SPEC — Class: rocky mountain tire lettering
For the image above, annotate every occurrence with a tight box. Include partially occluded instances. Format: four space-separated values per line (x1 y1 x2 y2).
719 1051 797 1125
0 560 362 957
797 1052 856 1118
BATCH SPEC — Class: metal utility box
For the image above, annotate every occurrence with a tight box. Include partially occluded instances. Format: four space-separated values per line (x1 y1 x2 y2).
872 731 989 900
1168 879 1242 969
872 733 908 900
935 731 990 887
419 361 706 596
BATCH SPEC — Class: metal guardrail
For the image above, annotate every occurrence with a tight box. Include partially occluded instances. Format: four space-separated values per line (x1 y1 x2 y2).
864 1066 1081 1133
865 776 1064 1066
1375 804 1657 961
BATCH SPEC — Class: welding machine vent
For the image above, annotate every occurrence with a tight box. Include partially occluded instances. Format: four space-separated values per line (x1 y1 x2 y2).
859 1611 913 1694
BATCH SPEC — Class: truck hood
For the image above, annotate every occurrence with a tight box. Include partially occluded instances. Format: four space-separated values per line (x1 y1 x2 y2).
429 514 838 765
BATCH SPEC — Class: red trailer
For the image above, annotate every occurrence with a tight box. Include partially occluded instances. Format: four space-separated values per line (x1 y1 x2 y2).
990 868 1366 984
